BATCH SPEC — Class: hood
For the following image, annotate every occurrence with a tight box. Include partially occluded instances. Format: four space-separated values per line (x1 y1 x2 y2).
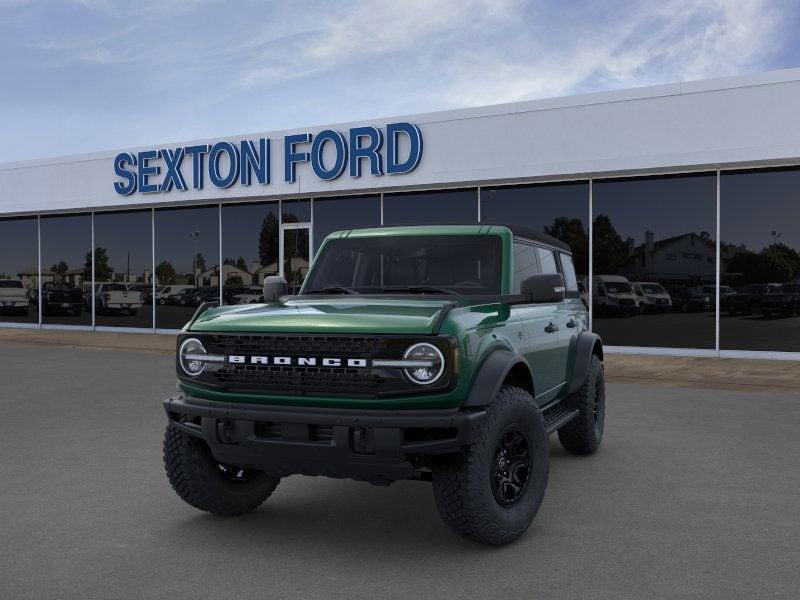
188 297 460 335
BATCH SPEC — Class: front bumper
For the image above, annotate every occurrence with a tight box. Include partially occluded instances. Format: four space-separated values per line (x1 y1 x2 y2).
164 395 486 484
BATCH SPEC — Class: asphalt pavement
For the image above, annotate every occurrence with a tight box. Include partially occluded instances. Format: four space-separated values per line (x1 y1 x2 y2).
1 341 798 600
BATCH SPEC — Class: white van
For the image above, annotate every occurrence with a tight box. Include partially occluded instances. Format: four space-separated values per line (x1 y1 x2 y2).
593 275 638 316
631 282 672 313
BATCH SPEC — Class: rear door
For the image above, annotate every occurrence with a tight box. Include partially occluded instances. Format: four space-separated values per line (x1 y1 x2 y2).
511 241 566 403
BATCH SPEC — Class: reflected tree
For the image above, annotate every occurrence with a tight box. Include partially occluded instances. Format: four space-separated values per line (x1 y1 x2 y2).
544 217 588 275
156 261 177 285
84 247 112 282
592 215 629 274
258 213 279 267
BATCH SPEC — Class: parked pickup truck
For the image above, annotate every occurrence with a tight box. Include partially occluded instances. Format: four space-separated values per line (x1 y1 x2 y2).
162 224 605 545
0 279 30 315
90 283 143 315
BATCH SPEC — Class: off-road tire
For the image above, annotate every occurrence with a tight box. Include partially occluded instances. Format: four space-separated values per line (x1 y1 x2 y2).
163 422 280 516
432 386 549 546
558 354 605 455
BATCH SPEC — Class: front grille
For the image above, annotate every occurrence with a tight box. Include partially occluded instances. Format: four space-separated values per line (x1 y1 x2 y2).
188 333 453 398
618 299 635 307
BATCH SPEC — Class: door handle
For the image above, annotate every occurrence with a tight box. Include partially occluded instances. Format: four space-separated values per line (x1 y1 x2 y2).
545 322 559 333
566 319 576 328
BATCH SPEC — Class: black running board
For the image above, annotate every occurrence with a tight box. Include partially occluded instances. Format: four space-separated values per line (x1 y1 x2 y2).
543 407 579 434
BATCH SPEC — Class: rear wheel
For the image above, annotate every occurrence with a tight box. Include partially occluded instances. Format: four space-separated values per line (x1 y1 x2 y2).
558 354 605 455
432 386 549 546
163 422 280 516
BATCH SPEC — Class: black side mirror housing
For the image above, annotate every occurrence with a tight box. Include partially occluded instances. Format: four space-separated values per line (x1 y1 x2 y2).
263 275 288 302
521 273 566 304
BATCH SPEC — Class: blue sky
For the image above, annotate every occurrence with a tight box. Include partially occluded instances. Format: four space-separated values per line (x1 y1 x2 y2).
1 0 798 163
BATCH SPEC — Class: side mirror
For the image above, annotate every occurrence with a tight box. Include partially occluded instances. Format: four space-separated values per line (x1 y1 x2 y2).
263 275 288 302
521 273 565 304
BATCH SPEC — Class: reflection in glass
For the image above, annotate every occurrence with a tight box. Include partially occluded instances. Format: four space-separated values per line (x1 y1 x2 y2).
592 174 716 348
283 227 310 294
221 202 278 305
93 210 153 328
40 214 92 325
154 205 219 329
481 182 589 286
312 195 381 250
282 198 311 223
721 168 800 351
0 217 39 323
383 189 478 225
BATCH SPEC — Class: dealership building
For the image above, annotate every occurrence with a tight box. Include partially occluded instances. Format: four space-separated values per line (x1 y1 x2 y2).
1 68 800 359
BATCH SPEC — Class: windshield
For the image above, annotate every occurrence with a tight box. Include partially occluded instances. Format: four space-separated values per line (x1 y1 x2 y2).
0 280 23 288
303 234 503 295
605 282 632 294
640 283 665 294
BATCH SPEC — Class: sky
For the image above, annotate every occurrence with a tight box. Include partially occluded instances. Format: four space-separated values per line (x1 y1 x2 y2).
0 0 799 163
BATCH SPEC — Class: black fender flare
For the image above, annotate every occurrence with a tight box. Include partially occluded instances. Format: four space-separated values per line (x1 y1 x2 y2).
462 349 532 407
567 332 603 394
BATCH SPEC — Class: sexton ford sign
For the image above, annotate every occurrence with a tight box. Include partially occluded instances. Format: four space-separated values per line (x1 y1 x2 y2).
112 122 423 195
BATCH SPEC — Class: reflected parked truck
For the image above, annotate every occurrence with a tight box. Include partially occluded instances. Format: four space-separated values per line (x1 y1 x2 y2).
759 283 800 318
89 283 143 315
0 279 30 315
593 275 638 316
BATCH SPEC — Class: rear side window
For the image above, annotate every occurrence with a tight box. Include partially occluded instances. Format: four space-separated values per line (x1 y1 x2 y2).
560 253 578 292
512 242 540 293
536 247 558 274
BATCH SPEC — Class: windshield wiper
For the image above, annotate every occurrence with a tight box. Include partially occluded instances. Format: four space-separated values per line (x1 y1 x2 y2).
305 286 360 295
381 285 457 295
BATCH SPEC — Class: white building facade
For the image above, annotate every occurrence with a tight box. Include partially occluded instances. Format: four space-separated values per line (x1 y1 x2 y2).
2 69 800 358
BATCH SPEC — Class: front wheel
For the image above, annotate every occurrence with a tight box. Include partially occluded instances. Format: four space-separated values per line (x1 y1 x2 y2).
432 386 549 546
163 422 280 516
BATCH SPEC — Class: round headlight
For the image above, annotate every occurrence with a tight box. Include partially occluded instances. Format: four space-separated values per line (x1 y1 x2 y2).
403 342 445 386
179 337 207 377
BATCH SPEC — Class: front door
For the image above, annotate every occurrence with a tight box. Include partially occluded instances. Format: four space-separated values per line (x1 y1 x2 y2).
280 223 312 294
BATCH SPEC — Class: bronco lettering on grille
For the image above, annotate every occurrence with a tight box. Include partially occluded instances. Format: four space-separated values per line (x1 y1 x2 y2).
227 355 369 368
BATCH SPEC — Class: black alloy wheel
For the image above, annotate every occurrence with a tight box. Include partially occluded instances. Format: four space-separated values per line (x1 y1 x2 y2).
490 425 532 507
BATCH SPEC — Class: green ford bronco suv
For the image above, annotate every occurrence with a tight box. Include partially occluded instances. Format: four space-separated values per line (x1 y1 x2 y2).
163 224 605 545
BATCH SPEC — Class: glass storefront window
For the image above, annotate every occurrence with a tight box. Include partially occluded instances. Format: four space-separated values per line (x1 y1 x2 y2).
93 210 153 328
221 202 279 305
154 205 219 329
592 173 717 349
312 195 381 250
0 217 39 323
282 198 311 223
481 182 590 297
39 214 92 326
721 168 800 352
383 189 478 225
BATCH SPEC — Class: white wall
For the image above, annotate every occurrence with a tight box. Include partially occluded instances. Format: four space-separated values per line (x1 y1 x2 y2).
3 69 800 215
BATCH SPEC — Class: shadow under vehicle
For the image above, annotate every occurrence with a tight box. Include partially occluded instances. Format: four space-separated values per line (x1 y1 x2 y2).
162 224 605 546
724 283 781 316
759 283 800 318
666 285 711 313
631 281 672 313
38 282 85 316
0 279 30 315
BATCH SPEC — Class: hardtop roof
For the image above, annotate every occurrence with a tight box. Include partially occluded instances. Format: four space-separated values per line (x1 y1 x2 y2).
329 224 572 253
